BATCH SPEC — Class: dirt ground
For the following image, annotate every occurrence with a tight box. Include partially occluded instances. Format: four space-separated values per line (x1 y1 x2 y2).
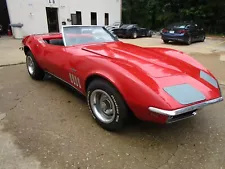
0 36 225 169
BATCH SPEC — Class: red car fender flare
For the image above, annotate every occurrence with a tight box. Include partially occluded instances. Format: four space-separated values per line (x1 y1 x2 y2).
22 35 35 56
83 71 137 109
84 72 124 96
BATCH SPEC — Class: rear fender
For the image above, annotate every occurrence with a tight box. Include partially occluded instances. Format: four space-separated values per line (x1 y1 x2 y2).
22 36 45 69
22 35 31 45
22 35 35 55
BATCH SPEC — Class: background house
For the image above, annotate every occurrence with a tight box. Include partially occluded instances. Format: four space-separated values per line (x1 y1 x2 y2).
1 0 121 37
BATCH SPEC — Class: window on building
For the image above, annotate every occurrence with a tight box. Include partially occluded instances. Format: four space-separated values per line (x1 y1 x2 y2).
105 13 109 25
48 0 55 3
71 14 77 25
91 12 97 25
76 11 82 25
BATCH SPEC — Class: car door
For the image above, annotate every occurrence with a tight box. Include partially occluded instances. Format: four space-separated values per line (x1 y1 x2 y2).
189 24 198 41
43 44 71 81
140 27 147 36
133 25 142 36
194 24 201 40
64 46 87 91
195 24 205 40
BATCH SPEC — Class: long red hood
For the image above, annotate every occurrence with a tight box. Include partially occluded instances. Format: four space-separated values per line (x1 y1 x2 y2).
82 41 209 78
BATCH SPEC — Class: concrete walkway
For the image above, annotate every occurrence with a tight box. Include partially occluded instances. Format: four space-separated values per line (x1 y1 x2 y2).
0 36 25 66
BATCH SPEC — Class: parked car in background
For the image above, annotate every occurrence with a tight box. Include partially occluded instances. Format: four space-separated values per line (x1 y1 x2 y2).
161 22 205 45
113 24 152 39
106 28 118 38
0 25 2 37
111 22 123 29
105 22 123 32
105 22 123 38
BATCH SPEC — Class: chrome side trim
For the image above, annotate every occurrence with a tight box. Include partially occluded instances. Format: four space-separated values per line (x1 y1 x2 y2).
45 71 84 95
61 26 67 46
149 97 223 116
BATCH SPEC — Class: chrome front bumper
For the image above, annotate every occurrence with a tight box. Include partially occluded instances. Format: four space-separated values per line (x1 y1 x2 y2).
149 97 223 118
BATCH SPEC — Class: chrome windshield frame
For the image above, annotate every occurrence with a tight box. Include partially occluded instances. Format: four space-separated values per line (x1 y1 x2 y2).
61 25 118 47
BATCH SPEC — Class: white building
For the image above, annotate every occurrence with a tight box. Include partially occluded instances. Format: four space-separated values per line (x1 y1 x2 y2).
6 0 121 37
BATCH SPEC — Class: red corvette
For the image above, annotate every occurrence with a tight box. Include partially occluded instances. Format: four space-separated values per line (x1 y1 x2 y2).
22 25 223 131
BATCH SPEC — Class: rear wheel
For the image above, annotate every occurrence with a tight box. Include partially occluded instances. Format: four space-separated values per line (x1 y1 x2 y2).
200 35 205 42
163 40 169 44
132 31 138 39
87 79 129 131
26 51 45 80
186 36 192 45
146 30 152 37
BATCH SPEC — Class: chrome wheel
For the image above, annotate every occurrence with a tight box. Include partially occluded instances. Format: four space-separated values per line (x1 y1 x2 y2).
26 55 35 75
133 32 137 38
187 37 192 45
90 89 116 124
201 36 205 42
147 30 152 37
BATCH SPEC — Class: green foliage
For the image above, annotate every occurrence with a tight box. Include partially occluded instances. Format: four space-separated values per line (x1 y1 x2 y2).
122 0 225 34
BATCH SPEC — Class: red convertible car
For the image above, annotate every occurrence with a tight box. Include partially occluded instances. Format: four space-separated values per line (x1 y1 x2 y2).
22 25 223 131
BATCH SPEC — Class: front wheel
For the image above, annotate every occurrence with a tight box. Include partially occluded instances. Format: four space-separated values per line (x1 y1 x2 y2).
87 79 129 131
146 30 152 37
163 40 169 44
185 36 192 45
200 35 205 42
132 31 138 39
26 51 45 80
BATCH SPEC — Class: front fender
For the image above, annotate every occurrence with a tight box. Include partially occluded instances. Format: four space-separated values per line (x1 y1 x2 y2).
84 57 172 123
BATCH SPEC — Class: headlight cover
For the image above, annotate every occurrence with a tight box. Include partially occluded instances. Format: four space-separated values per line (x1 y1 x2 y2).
200 71 218 88
163 84 206 105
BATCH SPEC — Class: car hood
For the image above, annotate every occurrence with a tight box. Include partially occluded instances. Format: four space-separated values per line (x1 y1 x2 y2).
82 41 208 78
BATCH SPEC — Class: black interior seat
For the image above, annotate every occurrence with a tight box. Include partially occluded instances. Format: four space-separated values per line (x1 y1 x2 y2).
49 39 64 46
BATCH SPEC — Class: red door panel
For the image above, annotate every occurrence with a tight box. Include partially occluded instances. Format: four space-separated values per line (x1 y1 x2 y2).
66 48 86 92
43 44 70 82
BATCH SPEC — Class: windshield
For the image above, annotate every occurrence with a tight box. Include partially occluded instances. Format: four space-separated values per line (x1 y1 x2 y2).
112 22 121 27
120 24 134 29
167 23 188 29
62 26 118 46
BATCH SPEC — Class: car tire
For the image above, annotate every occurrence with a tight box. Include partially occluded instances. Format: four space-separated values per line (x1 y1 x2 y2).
186 36 192 45
146 30 152 37
200 35 205 42
163 40 169 44
87 79 129 131
26 51 45 80
132 31 138 39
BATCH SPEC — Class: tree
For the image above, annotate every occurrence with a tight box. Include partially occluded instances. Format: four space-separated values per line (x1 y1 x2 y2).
122 0 225 34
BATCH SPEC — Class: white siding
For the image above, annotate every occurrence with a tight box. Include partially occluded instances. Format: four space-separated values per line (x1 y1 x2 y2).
6 0 121 36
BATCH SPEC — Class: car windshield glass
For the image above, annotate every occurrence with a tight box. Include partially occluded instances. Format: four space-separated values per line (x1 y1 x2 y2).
167 23 187 29
112 22 120 26
120 24 133 29
62 26 118 46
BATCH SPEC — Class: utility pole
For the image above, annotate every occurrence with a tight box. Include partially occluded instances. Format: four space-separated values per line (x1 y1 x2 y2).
120 0 122 22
